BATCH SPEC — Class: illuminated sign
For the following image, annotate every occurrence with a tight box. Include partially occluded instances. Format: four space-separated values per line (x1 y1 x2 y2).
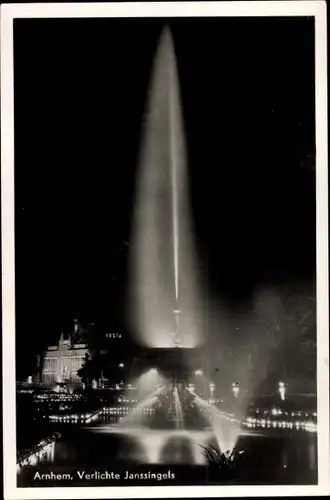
105 333 122 339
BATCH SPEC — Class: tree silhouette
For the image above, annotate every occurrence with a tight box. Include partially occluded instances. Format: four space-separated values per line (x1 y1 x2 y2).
77 353 102 385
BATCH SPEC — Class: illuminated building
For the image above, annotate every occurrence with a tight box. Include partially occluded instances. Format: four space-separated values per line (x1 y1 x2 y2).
41 333 89 385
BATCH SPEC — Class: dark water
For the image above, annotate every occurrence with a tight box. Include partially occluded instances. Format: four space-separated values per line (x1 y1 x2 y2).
17 425 317 487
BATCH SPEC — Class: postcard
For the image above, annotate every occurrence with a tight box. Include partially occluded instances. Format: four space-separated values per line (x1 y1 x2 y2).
1 2 329 498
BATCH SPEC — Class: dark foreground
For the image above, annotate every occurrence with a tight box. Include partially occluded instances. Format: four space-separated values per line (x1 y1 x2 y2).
17 426 317 487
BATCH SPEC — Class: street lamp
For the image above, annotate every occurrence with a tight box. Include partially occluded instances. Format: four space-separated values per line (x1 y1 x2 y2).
119 363 124 368
278 381 286 401
232 382 239 399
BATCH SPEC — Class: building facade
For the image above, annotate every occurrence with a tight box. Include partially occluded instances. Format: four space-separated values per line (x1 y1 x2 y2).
41 333 89 385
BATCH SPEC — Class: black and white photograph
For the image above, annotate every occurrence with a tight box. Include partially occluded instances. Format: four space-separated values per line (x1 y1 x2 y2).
1 2 329 498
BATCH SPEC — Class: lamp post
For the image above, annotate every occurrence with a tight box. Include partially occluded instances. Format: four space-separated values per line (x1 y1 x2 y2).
278 381 286 401
232 382 239 399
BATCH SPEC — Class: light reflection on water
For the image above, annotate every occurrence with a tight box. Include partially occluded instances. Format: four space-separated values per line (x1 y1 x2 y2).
87 427 212 465
18 426 317 474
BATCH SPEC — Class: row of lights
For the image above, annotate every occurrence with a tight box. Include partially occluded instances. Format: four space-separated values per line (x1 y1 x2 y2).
34 393 82 401
50 416 84 423
48 405 157 424
270 408 316 418
249 407 317 420
49 411 100 423
99 384 135 391
17 443 53 471
17 437 56 470
101 407 156 414
192 378 290 401
242 417 317 432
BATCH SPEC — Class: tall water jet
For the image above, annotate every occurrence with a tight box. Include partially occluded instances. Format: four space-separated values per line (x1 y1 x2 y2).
170 385 184 429
129 27 202 349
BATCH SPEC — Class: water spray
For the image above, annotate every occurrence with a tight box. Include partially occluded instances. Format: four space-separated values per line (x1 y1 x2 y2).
172 308 182 348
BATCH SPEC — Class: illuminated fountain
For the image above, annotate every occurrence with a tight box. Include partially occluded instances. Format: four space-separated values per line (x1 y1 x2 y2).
126 26 240 459
190 390 241 453
128 26 202 350
95 26 243 466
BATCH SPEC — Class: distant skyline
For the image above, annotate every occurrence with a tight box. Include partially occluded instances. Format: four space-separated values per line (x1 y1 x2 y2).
14 17 315 376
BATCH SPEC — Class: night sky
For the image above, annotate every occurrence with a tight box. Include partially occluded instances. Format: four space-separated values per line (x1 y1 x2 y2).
14 17 316 376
